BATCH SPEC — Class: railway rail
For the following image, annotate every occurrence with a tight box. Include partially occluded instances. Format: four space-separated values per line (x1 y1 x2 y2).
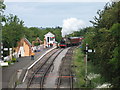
27 48 63 88
56 47 75 89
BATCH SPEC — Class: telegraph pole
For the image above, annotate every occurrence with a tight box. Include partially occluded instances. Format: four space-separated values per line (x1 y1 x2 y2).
85 43 88 87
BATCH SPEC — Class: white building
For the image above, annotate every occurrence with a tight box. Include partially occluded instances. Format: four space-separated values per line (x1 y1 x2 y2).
44 32 55 47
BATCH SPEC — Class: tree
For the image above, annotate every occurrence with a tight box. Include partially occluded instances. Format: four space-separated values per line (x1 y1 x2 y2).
90 2 120 29
81 2 120 87
2 14 25 48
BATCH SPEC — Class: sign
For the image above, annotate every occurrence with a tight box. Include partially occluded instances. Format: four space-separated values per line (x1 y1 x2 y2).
0 62 8 66
84 49 96 53
88 49 93 52
4 48 8 51
9 48 12 50
88 49 95 53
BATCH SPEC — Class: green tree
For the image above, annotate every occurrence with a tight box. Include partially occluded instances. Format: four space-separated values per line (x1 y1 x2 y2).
90 2 120 29
2 14 25 48
81 2 120 88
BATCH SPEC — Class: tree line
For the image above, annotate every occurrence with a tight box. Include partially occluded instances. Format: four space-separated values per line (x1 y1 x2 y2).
2 14 62 48
2 14 62 56
70 2 120 88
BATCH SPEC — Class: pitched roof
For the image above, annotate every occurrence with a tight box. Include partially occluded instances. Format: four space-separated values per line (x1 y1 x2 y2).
16 38 32 53
23 38 32 46
44 32 55 37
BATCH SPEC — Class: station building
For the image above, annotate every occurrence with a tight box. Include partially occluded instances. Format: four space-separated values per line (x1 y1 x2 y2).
16 38 32 57
44 32 55 48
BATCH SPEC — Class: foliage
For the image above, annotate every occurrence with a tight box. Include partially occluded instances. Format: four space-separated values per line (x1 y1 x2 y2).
90 2 120 29
11 56 17 62
67 27 92 37
34 42 40 46
5 60 11 65
83 2 120 88
2 14 62 56
73 48 105 88
72 1 120 88
2 14 25 48
72 47 85 88
0 1 6 23
0 1 6 12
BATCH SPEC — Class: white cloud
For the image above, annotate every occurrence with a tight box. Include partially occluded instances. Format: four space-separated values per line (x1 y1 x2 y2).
5 0 110 2
4 3 36 17
111 0 120 2
61 18 85 37
7 5 35 13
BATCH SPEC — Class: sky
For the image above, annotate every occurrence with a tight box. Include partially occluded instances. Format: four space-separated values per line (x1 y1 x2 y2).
5 0 111 2
4 0 109 28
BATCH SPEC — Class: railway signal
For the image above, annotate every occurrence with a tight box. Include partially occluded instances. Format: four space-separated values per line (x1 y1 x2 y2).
84 43 95 87
85 43 88 87
84 49 95 53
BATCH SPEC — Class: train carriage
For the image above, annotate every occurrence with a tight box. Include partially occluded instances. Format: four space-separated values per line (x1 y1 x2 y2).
69 37 81 46
59 37 83 48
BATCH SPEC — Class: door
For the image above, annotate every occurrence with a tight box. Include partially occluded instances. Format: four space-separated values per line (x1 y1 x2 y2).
47 37 49 42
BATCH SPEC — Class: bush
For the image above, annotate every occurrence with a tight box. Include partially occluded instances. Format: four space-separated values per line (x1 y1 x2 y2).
5 60 11 65
12 56 17 62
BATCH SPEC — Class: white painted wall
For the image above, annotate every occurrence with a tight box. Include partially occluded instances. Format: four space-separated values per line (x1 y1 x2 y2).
44 32 55 47
18 46 24 57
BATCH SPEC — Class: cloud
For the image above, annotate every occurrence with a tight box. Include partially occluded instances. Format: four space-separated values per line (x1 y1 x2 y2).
61 18 85 37
4 2 106 27
111 0 120 2
5 4 35 14
5 0 110 2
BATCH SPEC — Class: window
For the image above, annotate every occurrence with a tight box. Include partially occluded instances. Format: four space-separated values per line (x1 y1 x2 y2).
50 37 54 41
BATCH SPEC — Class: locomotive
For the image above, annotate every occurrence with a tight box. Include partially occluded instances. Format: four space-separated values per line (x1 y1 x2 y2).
59 37 83 48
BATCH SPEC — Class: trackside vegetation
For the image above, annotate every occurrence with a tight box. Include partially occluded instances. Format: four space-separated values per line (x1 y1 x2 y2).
72 47 85 88
71 2 120 88
73 47 106 88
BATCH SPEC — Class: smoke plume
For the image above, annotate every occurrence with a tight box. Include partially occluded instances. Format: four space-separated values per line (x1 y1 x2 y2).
61 18 85 37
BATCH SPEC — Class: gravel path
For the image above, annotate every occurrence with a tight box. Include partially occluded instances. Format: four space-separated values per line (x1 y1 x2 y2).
43 47 70 88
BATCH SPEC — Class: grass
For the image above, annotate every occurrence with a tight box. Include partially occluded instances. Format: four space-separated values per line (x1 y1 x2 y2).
72 47 86 88
72 47 105 88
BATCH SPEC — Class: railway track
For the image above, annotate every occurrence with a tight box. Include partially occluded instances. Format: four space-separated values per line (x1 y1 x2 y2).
27 48 63 88
56 47 75 89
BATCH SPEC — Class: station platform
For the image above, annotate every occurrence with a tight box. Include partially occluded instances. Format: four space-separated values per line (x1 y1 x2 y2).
2 46 56 88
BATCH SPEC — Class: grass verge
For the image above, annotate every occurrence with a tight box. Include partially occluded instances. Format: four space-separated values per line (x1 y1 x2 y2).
72 47 105 88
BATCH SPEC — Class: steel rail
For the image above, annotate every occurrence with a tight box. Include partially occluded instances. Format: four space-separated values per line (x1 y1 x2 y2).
40 49 63 89
56 47 75 90
27 49 63 88
27 49 59 88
